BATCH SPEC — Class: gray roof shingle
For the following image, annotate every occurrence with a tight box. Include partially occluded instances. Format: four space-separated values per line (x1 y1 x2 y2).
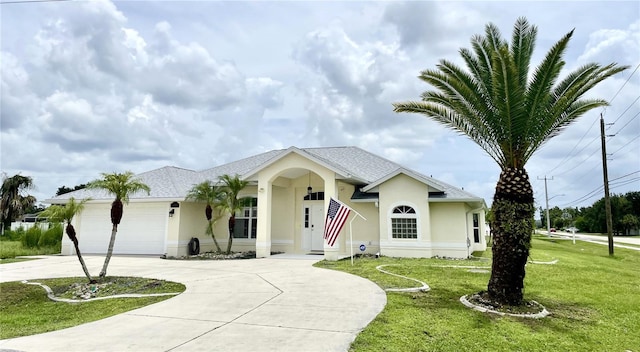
48 146 482 203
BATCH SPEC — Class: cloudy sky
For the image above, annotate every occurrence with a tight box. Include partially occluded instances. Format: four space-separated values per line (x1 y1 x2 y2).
1 0 639 214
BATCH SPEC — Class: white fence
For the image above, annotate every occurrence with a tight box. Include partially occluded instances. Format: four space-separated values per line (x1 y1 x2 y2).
10 221 51 231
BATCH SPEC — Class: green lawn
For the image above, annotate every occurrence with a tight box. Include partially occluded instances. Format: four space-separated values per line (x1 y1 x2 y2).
0 277 185 339
316 238 640 351
0 241 60 259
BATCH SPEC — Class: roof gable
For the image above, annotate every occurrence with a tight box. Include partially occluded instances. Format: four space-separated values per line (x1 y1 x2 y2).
362 168 445 193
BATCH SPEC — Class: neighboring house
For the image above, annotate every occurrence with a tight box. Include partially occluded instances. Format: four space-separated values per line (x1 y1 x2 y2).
49 146 487 260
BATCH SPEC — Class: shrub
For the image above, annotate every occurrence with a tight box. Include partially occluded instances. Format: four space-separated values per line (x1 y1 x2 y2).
21 226 41 248
1 227 25 242
38 224 63 247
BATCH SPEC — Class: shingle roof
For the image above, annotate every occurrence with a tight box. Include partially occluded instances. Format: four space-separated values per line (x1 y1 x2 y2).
50 166 201 202
48 146 482 203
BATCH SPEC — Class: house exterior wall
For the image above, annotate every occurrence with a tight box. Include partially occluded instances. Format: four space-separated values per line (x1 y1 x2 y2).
378 174 433 258
164 201 219 257
429 202 469 258
336 182 380 256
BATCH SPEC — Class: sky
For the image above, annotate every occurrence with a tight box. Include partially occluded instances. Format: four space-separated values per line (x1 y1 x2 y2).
1 0 639 216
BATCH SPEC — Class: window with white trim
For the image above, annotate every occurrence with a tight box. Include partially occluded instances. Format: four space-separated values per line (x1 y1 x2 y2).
473 213 480 243
391 205 417 239
233 197 257 239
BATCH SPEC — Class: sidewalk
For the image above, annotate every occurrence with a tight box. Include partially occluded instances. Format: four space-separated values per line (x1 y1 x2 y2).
0 254 386 352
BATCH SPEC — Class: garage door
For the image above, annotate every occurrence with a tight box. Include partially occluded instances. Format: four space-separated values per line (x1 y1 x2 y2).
76 202 167 255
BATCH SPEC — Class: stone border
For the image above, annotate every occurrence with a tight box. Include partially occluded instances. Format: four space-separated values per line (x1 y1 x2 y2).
428 265 491 269
528 259 559 265
22 281 181 303
459 294 550 319
375 265 430 292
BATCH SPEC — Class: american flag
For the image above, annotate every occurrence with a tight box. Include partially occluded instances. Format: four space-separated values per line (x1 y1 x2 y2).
324 198 351 247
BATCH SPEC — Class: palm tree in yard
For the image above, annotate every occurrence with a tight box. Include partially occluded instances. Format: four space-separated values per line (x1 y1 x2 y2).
393 17 627 305
185 180 224 252
1 174 36 234
87 172 150 277
39 198 95 283
218 174 248 254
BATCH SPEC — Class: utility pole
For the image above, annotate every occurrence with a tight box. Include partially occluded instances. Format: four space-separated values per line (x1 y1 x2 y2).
600 113 614 256
538 176 553 236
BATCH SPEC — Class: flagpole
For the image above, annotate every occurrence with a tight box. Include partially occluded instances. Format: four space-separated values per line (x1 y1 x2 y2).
327 197 367 265
333 197 367 221
350 216 355 266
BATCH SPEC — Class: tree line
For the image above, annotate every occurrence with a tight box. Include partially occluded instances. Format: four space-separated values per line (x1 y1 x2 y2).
540 191 640 235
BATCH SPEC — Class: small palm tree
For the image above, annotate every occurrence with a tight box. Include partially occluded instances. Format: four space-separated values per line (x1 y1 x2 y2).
1 174 36 234
218 174 249 254
393 17 626 305
185 180 224 252
87 172 150 277
39 198 95 283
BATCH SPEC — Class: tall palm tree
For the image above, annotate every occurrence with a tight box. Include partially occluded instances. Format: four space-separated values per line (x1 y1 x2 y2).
39 198 95 283
1 174 36 234
87 171 150 277
218 174 249 254
393 17 627 305
185 180 224 252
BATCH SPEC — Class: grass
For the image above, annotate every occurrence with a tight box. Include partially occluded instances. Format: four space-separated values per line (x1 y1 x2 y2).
0 276 185 339
0 241 60 259
0 257 38 264
315 237 640 351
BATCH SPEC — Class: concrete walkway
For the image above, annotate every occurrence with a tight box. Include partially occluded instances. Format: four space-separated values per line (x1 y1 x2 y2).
0 254 386 352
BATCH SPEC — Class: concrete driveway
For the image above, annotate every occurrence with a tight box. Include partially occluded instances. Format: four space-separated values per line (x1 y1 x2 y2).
0 254 386 352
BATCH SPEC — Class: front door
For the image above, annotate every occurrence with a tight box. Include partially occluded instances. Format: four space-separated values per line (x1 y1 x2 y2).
303 202 325 252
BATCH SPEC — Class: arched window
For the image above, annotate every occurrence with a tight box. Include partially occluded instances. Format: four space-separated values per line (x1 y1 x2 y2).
391 205 418 239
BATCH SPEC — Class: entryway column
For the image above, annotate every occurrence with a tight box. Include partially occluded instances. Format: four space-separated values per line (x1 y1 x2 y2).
323 177 339 261
256 177 272 258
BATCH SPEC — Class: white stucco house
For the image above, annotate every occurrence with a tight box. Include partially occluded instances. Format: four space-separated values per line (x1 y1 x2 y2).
49 146 487 260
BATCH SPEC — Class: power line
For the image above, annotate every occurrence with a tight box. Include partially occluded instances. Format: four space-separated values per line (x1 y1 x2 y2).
611 109 640 136
554 138 602 175
558 172 639 207
610 134 640 155
609 170 640 183
605 63 640 111
548 65 640 175
544 116 599 175
608 95 640 128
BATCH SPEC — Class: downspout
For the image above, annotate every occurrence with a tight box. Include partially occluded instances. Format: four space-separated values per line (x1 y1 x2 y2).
465 205 484 258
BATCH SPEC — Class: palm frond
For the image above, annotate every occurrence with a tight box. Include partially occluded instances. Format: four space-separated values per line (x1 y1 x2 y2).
394 17 628 171
87 171 151 203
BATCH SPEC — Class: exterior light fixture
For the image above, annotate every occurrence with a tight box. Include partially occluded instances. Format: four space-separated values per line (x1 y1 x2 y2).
307 172 312 195
169 209 175 217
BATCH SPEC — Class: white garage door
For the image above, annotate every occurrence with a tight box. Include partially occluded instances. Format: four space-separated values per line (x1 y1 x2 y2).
76 202 167 255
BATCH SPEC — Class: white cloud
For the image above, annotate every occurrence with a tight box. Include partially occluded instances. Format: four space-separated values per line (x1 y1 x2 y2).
1 0 637 208
578 19 640 64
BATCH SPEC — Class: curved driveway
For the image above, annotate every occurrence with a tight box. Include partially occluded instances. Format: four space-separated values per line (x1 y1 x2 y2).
0 254 386 352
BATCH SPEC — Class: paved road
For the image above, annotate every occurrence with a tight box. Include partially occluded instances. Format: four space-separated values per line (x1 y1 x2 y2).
0 254 386 352
543 231 640 251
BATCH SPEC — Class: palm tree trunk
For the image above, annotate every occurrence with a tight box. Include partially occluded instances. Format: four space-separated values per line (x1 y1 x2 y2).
207 221 222 252
66 223 95 283
487 167 535 305
226 216 235 254
99 224 118 277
